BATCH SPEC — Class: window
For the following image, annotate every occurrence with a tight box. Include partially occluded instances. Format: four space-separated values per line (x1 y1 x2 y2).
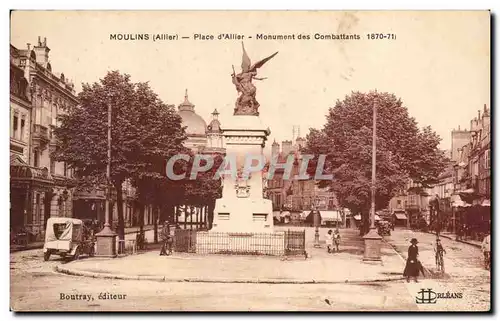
13 115 18 139
397 200 402 206
50 159 56 174
33 150 39 167
63 162 68 176
33 193 41 224
485 150 490 169
20 118 25 141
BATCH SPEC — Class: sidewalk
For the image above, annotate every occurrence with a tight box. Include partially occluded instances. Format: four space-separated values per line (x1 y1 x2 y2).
10 225 156 253
57 228 407 284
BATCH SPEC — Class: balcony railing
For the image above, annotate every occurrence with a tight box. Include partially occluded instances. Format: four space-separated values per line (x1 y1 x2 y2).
32 124 49 148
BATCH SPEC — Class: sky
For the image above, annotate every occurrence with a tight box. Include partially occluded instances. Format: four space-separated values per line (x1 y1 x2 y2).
10 11 490 152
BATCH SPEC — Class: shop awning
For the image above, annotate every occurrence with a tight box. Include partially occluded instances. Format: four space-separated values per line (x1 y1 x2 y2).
320 211 342 222
394 213 407 220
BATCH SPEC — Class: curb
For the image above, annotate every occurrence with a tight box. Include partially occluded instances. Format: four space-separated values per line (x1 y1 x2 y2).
55 265 404 284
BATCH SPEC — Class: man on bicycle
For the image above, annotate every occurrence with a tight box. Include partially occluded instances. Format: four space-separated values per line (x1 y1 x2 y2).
434 238 446 270
159 221 171 256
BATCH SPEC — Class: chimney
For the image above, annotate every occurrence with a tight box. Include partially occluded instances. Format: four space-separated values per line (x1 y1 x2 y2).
458 125 460 131
33 36 50 66
478 110 481 120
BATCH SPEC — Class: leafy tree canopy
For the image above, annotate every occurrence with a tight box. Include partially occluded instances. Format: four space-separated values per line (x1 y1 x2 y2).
303 91 447 221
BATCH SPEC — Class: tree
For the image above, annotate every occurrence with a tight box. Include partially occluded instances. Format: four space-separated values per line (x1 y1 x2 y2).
303 91 447 234
52 71 187 242
178 152 224 229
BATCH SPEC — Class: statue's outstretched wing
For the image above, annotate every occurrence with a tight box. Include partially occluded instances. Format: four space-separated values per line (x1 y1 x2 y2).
249 51 278 72
241 42 252 73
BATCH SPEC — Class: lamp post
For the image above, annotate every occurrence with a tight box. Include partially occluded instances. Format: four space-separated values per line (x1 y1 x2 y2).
434 194 441 240
95 101 117 257
313 196 320 248
363 93 382 262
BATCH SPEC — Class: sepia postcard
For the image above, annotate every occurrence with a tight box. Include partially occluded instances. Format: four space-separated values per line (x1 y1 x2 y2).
9 10 491 312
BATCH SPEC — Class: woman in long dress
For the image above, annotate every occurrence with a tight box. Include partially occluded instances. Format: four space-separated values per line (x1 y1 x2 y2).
403 238 420 283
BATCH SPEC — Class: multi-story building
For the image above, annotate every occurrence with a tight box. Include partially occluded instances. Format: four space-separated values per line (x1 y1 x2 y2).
10 38 78 242
451 105 491 238
428 165 454 231
268 136 338 223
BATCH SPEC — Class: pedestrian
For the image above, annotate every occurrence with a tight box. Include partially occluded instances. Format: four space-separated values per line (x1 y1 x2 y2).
403 238 420 283
482 233 490 270
159 221 170 256
333 228 341 252
326 229 334 253
434 238 446 270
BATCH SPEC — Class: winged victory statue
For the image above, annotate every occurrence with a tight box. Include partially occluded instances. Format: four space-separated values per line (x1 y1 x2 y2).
231 42 278 116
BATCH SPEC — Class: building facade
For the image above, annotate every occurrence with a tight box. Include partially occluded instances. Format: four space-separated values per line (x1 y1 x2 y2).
387 104 491 239
10 38 78 242
451 104 491 238
268 136 337 219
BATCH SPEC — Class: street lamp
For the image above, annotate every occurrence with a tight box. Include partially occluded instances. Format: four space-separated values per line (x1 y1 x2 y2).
313 196 321 248
95 101 117 257
433 194 441 239
363 93 382 262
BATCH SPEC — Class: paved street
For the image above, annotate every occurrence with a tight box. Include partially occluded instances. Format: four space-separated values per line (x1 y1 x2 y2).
10 227 490 311
384 229 491 311
10 248 416 311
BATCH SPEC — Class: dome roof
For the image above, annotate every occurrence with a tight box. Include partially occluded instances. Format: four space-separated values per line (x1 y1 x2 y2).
177 90 207 136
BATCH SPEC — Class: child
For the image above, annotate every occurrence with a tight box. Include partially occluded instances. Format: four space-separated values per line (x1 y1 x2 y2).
333 228 341 252
326 230 334 253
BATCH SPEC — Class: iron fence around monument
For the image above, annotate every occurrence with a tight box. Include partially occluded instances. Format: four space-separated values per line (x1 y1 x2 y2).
173 229 306 257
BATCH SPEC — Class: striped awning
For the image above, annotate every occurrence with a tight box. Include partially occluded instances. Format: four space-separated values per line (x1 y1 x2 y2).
320 211 342 222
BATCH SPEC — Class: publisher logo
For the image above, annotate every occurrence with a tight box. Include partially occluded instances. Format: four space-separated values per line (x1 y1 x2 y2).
416 288 463 304
416 288 437 304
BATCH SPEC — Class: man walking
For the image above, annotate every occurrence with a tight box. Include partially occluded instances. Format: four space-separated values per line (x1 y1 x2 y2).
482 233 490 270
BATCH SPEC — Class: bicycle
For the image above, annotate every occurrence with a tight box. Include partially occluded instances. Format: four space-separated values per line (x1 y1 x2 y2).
435 250 445 273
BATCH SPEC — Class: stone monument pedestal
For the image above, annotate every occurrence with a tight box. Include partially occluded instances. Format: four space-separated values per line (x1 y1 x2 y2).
362 228 382 262
211 115 274 232
205 115 279 254
95 225 117 257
